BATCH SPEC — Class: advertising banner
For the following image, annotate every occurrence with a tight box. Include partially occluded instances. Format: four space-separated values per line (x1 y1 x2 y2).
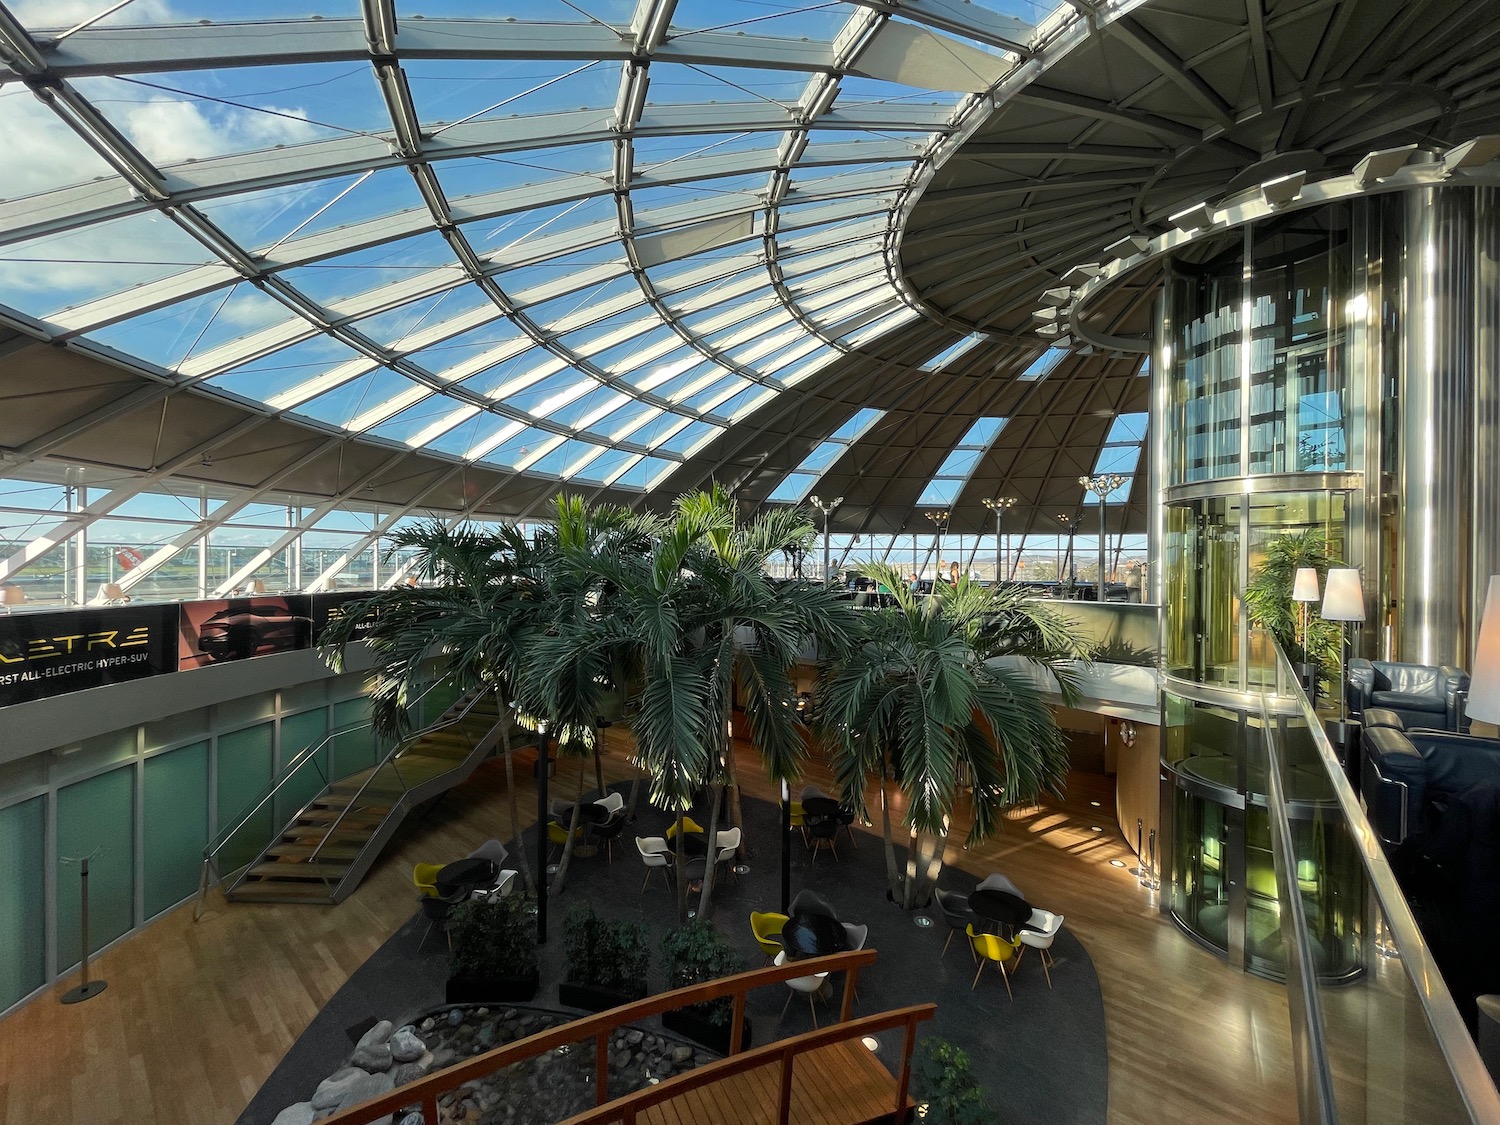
0 603 180 706
178 595 313 670
309 590 383 645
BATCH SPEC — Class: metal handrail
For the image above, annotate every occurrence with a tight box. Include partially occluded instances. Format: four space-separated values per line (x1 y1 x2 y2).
1262 637 1500 1123
304 685 495 875
196 675 457 907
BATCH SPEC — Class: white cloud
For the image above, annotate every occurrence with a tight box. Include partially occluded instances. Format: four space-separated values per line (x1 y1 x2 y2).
0 88 115 200
119 96 321 166
10 0 177 31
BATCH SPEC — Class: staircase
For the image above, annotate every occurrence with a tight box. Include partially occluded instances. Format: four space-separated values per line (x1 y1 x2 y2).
222 693 506 905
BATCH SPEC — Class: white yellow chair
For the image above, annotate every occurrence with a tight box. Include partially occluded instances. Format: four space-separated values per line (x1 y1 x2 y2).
967 923 1021 999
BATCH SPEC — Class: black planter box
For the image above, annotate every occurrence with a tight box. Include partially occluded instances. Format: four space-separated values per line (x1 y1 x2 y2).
558 981 647 1013
445 969 539 1005
661 1006 752 1056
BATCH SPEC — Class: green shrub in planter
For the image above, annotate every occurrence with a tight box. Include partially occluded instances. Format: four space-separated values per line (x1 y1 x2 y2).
910 1037 996 1125
560 904 651 1009
446 894 539 1004
661 920 743 1028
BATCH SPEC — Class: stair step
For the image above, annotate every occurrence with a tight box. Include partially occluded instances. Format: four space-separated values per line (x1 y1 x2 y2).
246 859 351 881
296 806 390 828
265 842 364 861
227 882 337 904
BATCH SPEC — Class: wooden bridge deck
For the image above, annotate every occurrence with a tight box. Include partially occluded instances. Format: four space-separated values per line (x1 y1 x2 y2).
633 1040 910 1125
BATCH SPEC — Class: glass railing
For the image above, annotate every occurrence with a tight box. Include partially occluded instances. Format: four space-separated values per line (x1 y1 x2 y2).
1257 638 1500 1124
1047 600 1160 666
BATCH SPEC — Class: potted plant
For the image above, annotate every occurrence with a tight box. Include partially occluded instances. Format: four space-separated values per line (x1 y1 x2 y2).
558 904 651 1012
659 920 751 1054
910 1037 996 1125
445 893 539 1004
1244 530 1343 694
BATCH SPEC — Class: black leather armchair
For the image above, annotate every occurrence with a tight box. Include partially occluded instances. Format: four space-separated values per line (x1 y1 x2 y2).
1362 725 1500 847
1348 658 1469 731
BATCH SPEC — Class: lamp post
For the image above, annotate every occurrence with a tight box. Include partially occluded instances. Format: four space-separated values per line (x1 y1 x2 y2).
981 496 1018 584
1055 512 1081 595
925 509 949 581
1079 473 1127 601
809 495 842 583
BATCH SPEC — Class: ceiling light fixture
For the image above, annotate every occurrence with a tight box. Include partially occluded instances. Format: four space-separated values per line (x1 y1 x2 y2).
1036 322 1060 337
1061 263 1102 284
1041 286 1072 304
1169 202 1215 232
1352 143 1416 186
1104 234 1150 259
1442 135 1500 176
1259 170 1305 207
1032 307 1059 321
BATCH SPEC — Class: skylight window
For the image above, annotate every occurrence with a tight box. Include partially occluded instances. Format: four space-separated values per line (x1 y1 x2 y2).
1082 412 1148 502
917 417 1008 506
922 334 988 372
1018 347 1067 381
767 407 886 503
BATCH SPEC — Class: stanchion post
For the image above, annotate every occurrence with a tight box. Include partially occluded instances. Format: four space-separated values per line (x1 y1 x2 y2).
61 855 107 1004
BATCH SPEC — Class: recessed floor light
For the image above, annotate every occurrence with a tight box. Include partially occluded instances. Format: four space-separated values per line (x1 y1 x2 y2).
914 915 934 928
1090 800 1101 807
1109 859 1126 868
861 1036 880 1051
545 864 560 874
1090 826 1103 832
733 863 750 875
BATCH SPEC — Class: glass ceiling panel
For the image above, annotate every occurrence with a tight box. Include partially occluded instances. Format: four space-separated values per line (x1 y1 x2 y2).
655 420 720 456
414 1 635 23
406 59 619 128
589 325 683 374
206 334 365 403
549 385 629 430
630 177 773 219
352 285 499 354
277 230 460 309
667 0 850 40
505 369 595 417
435 146 615 200
0 212 221 321
632 131 777 171
0 86 118 198
834 76 956 109
295 368 417 429
85 281 292 369
471 196 619 258
406 319 529 375
612 455 676 491
197 170 429 255
645 65 810 108
573 447 638 484
74 64 385 151
365 397 474 445
523 274 645 329
423 412 496 458
9 2 358 31
485 424 561 469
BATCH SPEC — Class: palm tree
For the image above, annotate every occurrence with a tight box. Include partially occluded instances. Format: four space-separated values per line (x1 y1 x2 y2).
818 562 1086 908
319 519 551 894
1243 529 1342 674
538 487 855 921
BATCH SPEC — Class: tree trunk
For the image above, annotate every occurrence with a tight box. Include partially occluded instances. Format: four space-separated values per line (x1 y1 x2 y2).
673 810 689 923
722 734 749 860
494 691 534 893
592 734 606 803
902 828 922 910
914 816 953 908
548 757 588 895
878 766 903 903
697 784 724 920
625 774 642 821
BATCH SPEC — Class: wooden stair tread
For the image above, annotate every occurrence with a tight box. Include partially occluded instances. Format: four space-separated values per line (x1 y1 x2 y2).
226 882 336 903
264 842 363 861
245 860 351 881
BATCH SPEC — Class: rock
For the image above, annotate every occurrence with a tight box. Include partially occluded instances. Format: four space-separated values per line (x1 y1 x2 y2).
672 1046 694 1064
612 1050 631 1071
430 1048 457 1068
392 1062 426 1087
448 1009 465 1027
390 1028 426 1063
311 1069 368 1111
352 1020 396 1071
271 1103 317 1125
399 1114 424 1125
476 1007 489 1016
420 1017 436 1033
625 1030 644 1046
336 1069 394 1112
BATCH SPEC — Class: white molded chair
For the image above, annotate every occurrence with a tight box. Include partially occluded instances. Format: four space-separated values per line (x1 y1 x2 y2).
712 826 742 879
1017 908 1063 988
775 950 829 1028
594 792 626 818
636 835 671 894
465 839 511 894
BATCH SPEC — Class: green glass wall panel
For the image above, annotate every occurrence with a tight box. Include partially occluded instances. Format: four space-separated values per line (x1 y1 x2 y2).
56 767 134 964
216 723 274 872
0 797 45 1010
275 709 330 827
143 742 209 919
333 697 376 778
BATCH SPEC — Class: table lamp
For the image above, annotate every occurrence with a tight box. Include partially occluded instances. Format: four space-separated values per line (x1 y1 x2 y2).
1467 576 1500 737
1321 568 1365 740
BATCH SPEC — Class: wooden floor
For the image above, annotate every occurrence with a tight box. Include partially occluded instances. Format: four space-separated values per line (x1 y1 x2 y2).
0 732 1299 1125
631 1040 908 1125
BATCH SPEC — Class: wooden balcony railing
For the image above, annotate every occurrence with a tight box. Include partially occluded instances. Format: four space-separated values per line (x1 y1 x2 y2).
318 949 888 1125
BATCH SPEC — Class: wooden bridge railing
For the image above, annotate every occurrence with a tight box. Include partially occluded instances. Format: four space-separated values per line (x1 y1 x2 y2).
317 948 882 1125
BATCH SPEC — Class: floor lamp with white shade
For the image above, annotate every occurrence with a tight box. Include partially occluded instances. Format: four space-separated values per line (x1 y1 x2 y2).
1321 568 1365 744
1292 567 1321 695
1467 576 1500 737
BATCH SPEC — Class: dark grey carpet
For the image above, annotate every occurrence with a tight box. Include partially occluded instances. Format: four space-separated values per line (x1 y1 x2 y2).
239 786 1108 1125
